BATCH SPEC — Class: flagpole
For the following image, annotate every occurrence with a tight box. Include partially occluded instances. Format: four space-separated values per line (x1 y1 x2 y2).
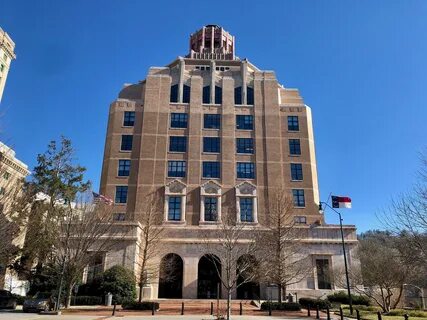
319 201 353 315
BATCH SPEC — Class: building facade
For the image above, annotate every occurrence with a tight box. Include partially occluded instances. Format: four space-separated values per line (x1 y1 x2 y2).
98 25 358 300
0 28 16 102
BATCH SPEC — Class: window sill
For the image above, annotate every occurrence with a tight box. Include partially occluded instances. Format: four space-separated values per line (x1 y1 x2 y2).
199 221 220 225
202 103 221 107
202 152 221 155
235 104 254 107
236 177 255 181
164 220 186 225
119 150 132 153
122 125 135 129
114 203 127 206
203 128 221 131
293 206 306 209
170 102 189 105
116 176 130 179
236 152 254 155
168 151 187 154
287 130 300 133
167 176 186 179
290 179 303 182
236 129 254 131
289 154 301 157
238 221 258 225
202 177 221 180
169 127 188 130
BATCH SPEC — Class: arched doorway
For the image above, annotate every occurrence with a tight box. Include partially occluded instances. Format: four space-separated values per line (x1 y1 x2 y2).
236 254 260 300
197 254 221 299
158 253 183 298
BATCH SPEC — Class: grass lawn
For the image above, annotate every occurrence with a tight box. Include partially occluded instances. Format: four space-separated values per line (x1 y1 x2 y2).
335 305 427 320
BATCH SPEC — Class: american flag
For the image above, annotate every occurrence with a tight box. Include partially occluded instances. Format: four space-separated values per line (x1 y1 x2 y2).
92 192 114 205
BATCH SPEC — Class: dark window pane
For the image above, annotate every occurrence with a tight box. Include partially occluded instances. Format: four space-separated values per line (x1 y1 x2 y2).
247 86 254 105
287 116 299 131
290 163 303 180
236 115 254 130
202 162 220 178
236 138 254 154
203 137 220 153
234 86 242 105
169 136 187 152
170 84 179 103
289 139 301 155
168 161 186 177
215 86 222 104
316 259 332 289
115 186 128 203
237 162 255 179
292 189 305 207
204 197 218 221
170 113 188 128
118 159 131 176
168 196 181 221
114 213 126 221
204 114 221 129
123 111 135 126
121 135 133 151
203 86 210 104
294 216 307 224
183 84 191 103
240 198 253 222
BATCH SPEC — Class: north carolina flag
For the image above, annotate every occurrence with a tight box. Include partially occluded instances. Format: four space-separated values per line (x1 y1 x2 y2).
332 196 352 209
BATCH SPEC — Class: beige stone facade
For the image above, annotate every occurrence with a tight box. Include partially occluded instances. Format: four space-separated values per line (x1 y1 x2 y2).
0 28 16 102
98 25 358 300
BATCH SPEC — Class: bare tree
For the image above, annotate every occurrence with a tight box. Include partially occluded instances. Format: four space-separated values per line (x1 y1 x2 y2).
202 207 259 320
133 189 164 302
258 187 312 303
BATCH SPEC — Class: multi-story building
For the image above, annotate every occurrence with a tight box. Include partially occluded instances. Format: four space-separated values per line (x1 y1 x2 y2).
99 25 358 300
0 141 30 295
0 28 16 102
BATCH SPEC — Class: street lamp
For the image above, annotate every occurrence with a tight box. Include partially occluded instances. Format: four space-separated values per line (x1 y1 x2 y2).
319 201 353 315
403 284 425 310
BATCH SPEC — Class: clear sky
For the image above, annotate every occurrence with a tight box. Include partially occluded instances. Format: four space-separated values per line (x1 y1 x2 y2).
1 0 426 232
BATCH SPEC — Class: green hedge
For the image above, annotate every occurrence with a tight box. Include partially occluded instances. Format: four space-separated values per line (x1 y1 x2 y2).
261 302 301 311
299 298 331 309
121 301 159 310
71 296 103 306
327 291 370 306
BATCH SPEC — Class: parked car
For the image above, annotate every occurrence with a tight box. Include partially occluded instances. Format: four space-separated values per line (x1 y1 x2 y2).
23 292 53 313
0 290 17 309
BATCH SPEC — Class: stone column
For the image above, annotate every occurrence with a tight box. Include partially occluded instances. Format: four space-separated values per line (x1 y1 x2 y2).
182 256 199 298
178 58 185 103
241 60 248 105
210 60 216 104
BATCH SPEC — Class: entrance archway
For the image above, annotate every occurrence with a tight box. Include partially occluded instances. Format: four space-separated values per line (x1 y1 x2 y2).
158 253 183 298
236 254 260 300
197 254 221 299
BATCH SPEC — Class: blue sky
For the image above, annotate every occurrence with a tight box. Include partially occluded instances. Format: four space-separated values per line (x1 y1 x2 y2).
1 0 426 232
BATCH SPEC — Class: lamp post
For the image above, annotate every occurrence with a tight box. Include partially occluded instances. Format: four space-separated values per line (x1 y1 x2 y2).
319 201 353 315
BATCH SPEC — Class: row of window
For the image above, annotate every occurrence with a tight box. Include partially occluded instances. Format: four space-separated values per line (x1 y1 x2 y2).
195 66 231 71
120 133 301 156
123 111 300 132
170 85 254 105
114 185 306 207
118 159 303 181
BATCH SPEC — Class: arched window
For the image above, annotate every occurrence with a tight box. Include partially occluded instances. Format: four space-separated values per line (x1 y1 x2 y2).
234 86 242 105
198 254 221 299
247 86 254 105
236 255 260 299
170 84 179 103
215 86 222 104
183 84 191 103
203 86 210 104
158 253 184 298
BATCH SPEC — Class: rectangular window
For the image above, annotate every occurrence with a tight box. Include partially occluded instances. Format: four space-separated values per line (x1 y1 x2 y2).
215 86 222 104
234 87 242 105
183 84 191 103
236 115 254 130
203 137 220 153
236 138 254 154
169 136 187 152
0 187 5 195
168 196 181 221
289 139 301 155
292 189 305 207
170 84 179 103
290 163 303 181
316 259 332 289
237 162 255 179
0 65 4 72
287 116 299 131
123 111 135 126
114 213 126 221
203 86 210 104
204 114 221 129
170 113 188 128
204 197 218 221
294 216 307 224
115 186 128 204
168 161 186 177
202 162 220 179
118 160 131 177
3 171 10 180
247 86 254 105
240 198 253 222
121 135 133 151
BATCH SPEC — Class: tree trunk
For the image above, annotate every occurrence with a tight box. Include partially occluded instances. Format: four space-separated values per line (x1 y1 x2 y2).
278 283 282 303
138 282 143 303
64 283 73 308
227 289 232 320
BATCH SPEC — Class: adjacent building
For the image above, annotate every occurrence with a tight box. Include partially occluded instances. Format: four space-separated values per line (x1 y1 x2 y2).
0 28 16 102
98 25 358 300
